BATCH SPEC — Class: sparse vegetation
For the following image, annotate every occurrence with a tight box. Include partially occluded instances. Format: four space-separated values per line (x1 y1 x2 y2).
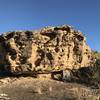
94 52 100 83
92 51 100 59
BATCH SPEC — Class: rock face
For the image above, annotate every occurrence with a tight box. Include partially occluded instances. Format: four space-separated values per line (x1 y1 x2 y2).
0 25 95 74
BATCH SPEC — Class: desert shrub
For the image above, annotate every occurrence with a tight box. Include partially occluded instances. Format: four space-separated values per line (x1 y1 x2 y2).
94 59 100 78
92 51 100 59
91 51 100 78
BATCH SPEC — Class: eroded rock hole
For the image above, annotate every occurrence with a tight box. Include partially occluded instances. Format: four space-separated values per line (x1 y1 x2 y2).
35 49 45 67
42 32 57 40
46 53 53 60
35 58 42 67
55 47 59 53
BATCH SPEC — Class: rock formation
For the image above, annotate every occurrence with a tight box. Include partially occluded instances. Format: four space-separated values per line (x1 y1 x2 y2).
0 25 95 74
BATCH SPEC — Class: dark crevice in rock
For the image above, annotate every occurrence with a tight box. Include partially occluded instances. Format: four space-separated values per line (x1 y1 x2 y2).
46 53 53 60
55 47 59 53
0 36 6 42
35 58 42 67
5 32 15 40
54 26 70 32
25 31 33 39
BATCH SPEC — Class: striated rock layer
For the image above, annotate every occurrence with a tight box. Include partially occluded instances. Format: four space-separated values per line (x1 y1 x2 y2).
0 25 95 74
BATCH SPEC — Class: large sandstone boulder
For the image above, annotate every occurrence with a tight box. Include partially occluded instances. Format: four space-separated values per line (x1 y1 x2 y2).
0 25 95 74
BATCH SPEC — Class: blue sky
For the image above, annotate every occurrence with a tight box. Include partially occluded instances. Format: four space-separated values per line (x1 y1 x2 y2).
0 0 100 51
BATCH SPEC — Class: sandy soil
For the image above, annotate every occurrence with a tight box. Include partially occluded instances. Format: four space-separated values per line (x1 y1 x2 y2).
0 77 100 100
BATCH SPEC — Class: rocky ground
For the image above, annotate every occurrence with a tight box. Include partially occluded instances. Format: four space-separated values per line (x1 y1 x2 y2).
0 76 100 100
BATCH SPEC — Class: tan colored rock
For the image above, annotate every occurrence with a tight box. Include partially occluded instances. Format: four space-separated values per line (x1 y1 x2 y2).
0 25 95 74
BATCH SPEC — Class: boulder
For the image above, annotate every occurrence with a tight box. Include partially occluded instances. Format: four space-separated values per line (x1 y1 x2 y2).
0 25 95 74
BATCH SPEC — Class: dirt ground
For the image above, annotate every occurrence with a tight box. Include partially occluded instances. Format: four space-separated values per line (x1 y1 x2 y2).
0 77 100 100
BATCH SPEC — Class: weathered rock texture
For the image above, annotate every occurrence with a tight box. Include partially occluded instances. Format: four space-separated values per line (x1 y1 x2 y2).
0 25 95 74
